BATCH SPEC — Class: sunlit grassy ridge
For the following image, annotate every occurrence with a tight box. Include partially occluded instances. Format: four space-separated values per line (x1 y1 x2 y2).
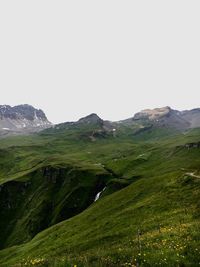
0 124 200 266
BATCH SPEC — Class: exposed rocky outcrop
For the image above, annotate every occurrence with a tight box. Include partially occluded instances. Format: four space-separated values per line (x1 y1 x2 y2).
181 108 200 128
0 104 52 135
178 141 200 149
78 113 103 125
134 106 172 120
131 107 200 131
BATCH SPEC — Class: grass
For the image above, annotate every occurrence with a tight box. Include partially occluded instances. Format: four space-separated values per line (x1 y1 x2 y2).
0 172 199 266
0 124 200 266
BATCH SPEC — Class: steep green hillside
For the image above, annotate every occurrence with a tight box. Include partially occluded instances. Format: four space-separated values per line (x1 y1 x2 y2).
0 164 112 249
0 123 200 266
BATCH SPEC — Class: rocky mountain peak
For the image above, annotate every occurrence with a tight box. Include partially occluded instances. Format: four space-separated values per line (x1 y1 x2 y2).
134 106 172 121
78 113 103 124
0 104 52 135
0 104 48 121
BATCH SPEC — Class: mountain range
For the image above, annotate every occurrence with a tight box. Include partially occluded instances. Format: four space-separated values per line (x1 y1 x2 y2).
1 105 200 137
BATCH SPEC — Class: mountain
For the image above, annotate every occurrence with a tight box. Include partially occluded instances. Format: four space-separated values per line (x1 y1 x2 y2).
1 105 200 137
47 106 200 136
78 113 103 124
0 106 199 266
128 106 200 130
181 108 200 128
0 104 52 135
44 113 116 141
115 107 200 141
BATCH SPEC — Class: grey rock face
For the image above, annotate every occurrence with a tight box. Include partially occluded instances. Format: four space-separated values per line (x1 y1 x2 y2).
180 109 200 128
0 104 52 135
78 113 103 125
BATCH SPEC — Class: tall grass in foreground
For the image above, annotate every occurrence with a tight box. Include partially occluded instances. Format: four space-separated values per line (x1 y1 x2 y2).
13 219 200 267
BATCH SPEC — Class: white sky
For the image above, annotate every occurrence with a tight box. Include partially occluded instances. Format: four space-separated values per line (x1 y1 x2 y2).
0 1 200 124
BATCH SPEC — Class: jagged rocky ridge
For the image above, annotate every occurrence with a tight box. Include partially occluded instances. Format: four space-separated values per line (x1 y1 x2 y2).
0 104 52 135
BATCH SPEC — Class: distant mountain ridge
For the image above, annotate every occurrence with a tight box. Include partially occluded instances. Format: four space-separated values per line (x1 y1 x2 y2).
0 104 52 135
50 106 200 135
1 105 200 136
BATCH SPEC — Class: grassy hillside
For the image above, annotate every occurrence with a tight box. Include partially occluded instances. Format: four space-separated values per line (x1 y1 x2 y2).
0 124 200 266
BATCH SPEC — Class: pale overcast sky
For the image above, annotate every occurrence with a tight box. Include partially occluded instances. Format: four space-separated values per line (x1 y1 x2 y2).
0 1 200 123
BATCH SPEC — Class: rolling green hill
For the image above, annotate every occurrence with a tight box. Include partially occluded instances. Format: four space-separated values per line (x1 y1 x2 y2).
0 120 199 266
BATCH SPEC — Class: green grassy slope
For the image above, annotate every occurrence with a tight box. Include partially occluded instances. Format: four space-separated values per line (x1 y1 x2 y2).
0 125 199 266
0 164 112 249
